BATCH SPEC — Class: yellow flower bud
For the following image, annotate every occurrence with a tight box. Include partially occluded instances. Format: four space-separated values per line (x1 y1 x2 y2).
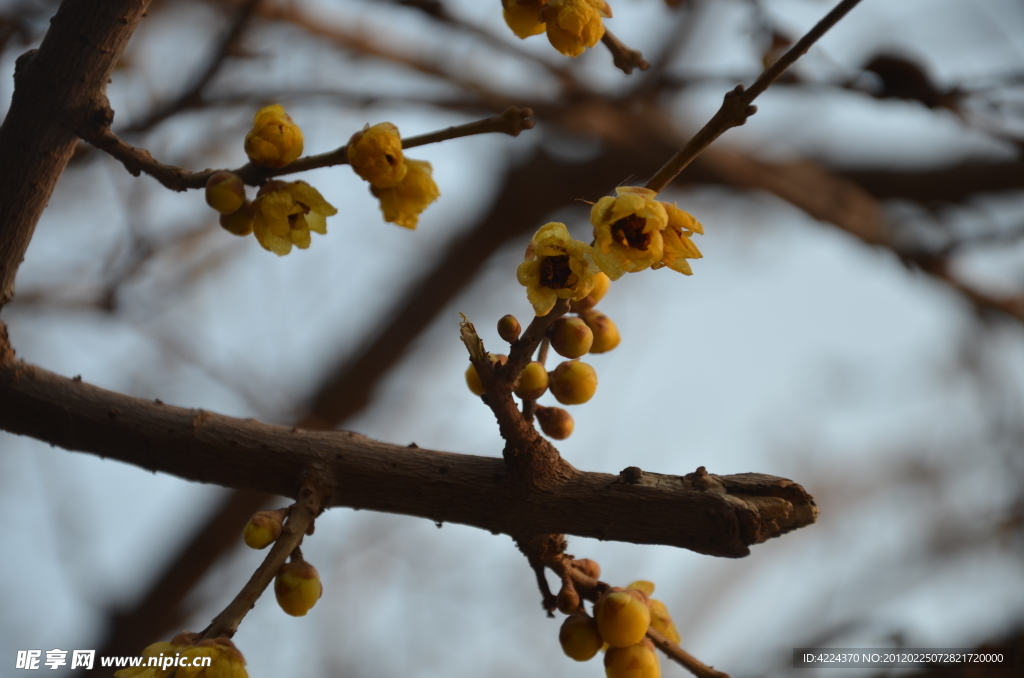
244 104 303 169
114 640 181 678
497 314 522 343
579 309 620 353
205 171 246 215
371 158 440 230
570 271 610 312
542 0 610 58
556 579 581 614
274 560 322 617
550 316 594 358
347 122 407 189
503 0 547 39
243 510 283 550
559 612 603 662
549 360 598 405
465 354 508 396
514 361 549 400
219 200 255 236
594 590 651 648
177 638 248 678
604 639 661 678
536 405 574 440
573 558 601 580
115 635 249 678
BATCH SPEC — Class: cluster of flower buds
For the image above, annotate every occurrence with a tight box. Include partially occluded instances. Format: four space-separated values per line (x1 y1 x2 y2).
467 261 621 439
556 561 680 678
347 122 440 229
209 105 338 256
114 633 248 678
501 0 613 58
464 291 616 440
242 510 323 617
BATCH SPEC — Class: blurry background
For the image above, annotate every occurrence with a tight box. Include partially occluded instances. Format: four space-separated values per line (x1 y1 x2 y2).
1 0 1022 676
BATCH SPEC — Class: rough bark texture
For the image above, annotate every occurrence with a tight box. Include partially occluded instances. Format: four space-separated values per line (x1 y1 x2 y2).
0 0 152 306
0 357 817 557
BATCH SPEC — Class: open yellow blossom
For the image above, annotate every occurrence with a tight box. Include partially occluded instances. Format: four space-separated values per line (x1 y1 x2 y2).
503 0 547 39
541 0 611 57
654 201 703 275
243 105 303 169
517 222 598 316
370 158 439 229
251 180 337 256
591 186 668 279
347 122 407 189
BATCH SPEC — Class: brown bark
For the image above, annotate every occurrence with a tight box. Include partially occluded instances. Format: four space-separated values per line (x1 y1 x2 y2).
0 357 817 557
0 0 152 307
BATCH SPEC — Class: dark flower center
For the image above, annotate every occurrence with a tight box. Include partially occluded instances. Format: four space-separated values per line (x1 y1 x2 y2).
288 202 311 229
611 214 651 251
539 255 578 290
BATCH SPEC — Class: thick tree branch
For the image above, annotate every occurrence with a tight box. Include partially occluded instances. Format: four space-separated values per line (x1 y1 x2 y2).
0 355 817 557
0 0 153 307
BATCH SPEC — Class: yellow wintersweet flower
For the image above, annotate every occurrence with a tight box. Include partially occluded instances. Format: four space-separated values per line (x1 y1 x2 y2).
503 0 547 39
370 158 440 229
347 122 408 189
541 0 611 57
591 186 668 279
654 201 703 275
628 580 681 645
176 638 248 678
114 641 180 678
243 105 303 169
251 180 337 256
517 222 598 316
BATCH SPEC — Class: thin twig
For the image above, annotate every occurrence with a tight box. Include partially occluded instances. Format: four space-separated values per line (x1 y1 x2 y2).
83 107 535 191
648 627 731 678
601 29 650 75
644 0 864 193
201 480 322 638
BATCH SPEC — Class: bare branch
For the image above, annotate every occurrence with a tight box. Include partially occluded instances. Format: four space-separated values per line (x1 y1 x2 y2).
201 482 322 639
83 107 536 191
601 29 650 75
0 352 817 557
648 627 730 678
645 0 864 193
0 0 154 307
